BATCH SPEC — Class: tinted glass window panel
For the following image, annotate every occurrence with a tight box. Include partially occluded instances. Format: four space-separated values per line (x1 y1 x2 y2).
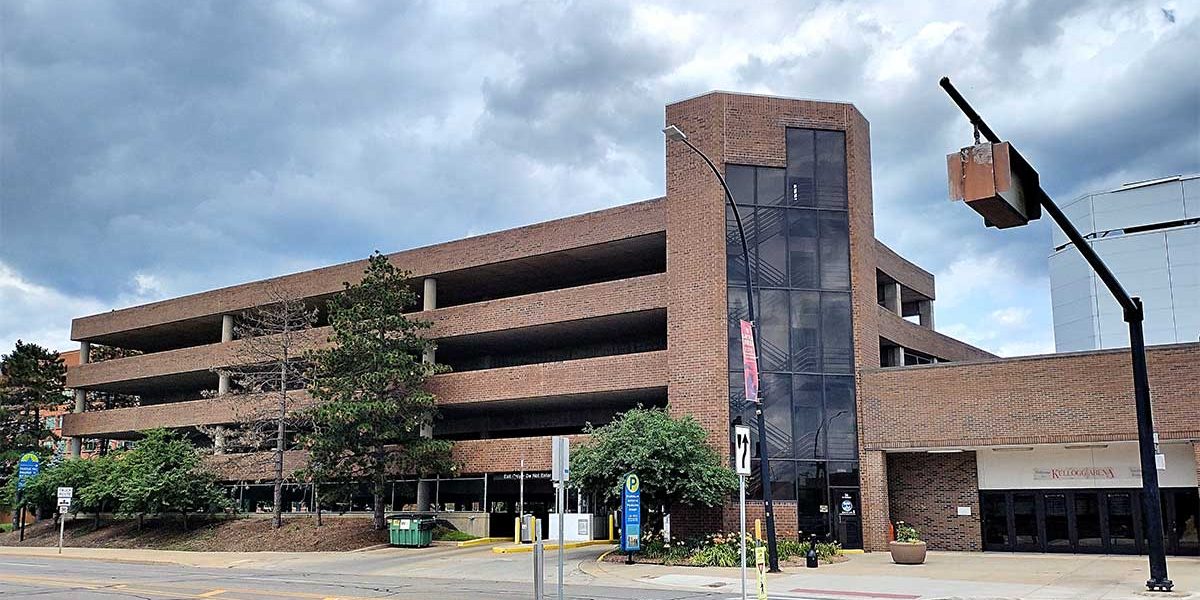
756 207 788 288
727 165 756 205
827 461 859 487
786 128 816 207
790 291 821 373
770 459 797 501
792 374 823 459
758 289 790 371
729 372 758 457
981 493 1010 549
761 373 793 458
823 376 857 459
729 289 750 370
787 209 819 289
747 459 763 499
757 167 786 206
815 130 847 209
727 206 756 284
821 293 854 373
796 461 829 538
819 211 851 290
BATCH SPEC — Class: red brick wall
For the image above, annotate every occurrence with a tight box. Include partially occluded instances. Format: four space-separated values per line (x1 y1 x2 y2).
73 198 666 340
722 500 800 539
876 306 995 362
862 343 1200 450
666 92 890 547
887 451 981 551
66 352 668 437
68 275 665 389
665 93 731 451
875 240 935 299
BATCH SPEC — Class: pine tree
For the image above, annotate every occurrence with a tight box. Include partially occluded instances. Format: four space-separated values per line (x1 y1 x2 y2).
304 252 455 530
0 341 66 486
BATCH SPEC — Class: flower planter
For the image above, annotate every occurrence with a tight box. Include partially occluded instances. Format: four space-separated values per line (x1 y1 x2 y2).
888 540 926 565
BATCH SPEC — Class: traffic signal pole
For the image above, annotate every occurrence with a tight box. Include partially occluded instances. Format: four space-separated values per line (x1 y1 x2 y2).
940 77 1172 592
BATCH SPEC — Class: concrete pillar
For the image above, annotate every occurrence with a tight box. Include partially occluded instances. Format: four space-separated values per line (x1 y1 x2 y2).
421 278 437 364
218 315 234 395
213 427 227 455
69 342 91 458
918 300 934 329
883 282 901 315
417 278 437 511
221 314 235 343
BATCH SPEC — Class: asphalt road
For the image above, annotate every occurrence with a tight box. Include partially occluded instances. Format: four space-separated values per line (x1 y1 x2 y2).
0 554 734 600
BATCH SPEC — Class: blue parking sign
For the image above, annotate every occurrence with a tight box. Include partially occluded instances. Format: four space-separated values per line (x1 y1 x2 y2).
17 453 40 491
620 473 641 553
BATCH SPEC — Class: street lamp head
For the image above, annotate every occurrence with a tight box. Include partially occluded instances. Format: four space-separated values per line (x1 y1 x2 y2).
662 125 688 142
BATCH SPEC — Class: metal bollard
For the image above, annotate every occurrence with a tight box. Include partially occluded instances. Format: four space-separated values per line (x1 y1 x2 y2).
533 539 544 599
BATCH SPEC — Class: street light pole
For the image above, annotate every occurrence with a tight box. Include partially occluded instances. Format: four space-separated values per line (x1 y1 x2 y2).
939 77 1172 592
663 125 781 572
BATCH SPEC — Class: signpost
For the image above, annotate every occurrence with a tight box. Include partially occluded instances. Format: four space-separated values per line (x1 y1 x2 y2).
755 545 768 600
56 487 73 554
16 453 40 542
619 473 641 562
734 425 752 600
551 436 569 600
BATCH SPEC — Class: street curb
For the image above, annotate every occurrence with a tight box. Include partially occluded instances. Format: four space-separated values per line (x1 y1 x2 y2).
491 540 614 554
456 536 506 548
0 550 189 568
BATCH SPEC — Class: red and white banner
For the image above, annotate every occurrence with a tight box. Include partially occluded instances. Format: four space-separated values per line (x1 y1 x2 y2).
739 320 759 403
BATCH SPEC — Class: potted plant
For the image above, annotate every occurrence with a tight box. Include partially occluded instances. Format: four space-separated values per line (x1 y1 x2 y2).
889 521 926 565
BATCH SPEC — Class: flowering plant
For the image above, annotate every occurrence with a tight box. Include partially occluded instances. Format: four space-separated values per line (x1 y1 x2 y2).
894 521 921 543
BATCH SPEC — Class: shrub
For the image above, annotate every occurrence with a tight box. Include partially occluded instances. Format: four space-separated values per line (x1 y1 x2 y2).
432 527 476 542
895 521 921 543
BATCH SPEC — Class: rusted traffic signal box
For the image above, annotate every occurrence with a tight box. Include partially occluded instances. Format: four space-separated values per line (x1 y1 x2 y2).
947 141 1042 229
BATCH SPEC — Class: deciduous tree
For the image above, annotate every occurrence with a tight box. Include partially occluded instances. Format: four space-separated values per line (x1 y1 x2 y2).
211 287 319 528
571 407 738 517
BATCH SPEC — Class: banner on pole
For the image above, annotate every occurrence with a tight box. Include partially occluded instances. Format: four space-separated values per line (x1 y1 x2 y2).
739 320 759 403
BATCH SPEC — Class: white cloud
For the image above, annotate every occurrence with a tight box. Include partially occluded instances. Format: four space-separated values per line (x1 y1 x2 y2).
0 261 105 352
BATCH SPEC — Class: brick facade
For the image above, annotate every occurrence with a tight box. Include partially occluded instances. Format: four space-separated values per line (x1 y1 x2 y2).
64 91 1196 556
861 343 1200 451
876 306 996 362
875 240 935 300
886 452 982 551
72 198 666 340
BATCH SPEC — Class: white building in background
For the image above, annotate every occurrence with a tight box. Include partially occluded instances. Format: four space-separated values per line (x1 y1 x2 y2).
1050 174 1200 352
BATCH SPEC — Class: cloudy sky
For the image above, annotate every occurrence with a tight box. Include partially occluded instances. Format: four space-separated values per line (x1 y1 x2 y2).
1 0 1197 356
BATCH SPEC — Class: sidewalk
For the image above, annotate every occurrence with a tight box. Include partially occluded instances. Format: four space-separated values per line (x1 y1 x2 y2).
5 544 1199 599
583 551 1200 599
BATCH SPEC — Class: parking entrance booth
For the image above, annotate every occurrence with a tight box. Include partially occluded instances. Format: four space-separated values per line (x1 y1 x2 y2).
387 513 435 548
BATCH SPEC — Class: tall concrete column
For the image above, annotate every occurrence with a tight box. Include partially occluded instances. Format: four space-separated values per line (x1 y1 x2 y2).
883 282 901 315
218 315 234 396
918 299 934 329
69 342 91 458
214 315 235 454
417 278 437 511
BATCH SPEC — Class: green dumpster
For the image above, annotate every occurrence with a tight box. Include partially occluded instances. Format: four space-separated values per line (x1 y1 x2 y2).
387 513 435 548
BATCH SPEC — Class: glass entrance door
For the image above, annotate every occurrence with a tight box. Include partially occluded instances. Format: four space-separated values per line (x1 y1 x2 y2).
1044 493 1072 552
1073 492 1103 552
1166 489 1200 556
1104 491 1140 554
